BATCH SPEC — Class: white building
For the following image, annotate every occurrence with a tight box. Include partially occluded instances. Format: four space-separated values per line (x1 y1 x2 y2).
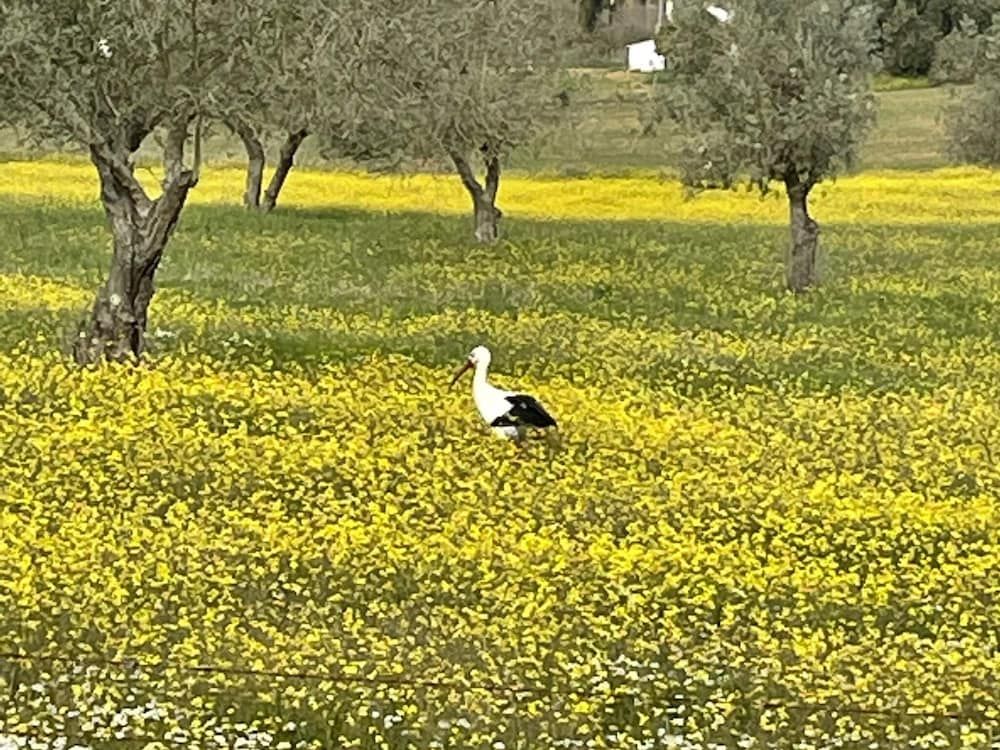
625 38 665 72
624 2 732 73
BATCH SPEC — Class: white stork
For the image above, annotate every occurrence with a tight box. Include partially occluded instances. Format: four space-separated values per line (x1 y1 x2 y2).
449 345 557 441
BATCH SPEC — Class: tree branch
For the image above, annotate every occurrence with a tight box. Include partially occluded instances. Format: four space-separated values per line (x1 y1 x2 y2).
32 95 98 152
141 172 197 269
226 116 260 150
483 155 501 204
163 117 190 188
192 113 203 180
450 151 483 199
89 142 152 214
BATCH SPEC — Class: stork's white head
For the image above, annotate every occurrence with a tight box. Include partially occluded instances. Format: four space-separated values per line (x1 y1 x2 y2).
450 344 491 387
468 345 491 367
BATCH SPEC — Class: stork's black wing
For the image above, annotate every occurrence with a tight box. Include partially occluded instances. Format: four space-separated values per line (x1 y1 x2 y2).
490 393 556 429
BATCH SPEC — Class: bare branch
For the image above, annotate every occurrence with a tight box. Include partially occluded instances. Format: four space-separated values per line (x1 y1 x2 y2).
192 113 203 180
451 151 484 199
484 156 501 204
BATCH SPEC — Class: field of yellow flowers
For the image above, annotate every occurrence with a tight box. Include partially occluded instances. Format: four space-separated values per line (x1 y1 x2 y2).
1 160 999 749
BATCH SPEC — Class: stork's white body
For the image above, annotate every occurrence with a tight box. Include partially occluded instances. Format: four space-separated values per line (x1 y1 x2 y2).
451 345 558 442
470 362 522 440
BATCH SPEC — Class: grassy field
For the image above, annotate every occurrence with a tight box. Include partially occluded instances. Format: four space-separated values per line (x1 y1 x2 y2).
512 72 959 174
0 73 961 176
1 158 999 749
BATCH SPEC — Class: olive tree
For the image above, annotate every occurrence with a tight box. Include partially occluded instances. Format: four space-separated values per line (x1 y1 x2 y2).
0 0 328 362
652 0 877 292
944 17 1000 164
929 14 982 84
878 0 942 75
875 0 1000 76
324 0 576 243
221 4 344 212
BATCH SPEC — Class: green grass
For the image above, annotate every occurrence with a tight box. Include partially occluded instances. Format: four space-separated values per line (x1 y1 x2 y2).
0 73 967 177
512 71 962 174
872 73 935 91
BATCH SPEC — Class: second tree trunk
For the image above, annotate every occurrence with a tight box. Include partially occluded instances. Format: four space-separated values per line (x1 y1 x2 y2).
230 121 308 212
473 193 502 243
261 129 308 212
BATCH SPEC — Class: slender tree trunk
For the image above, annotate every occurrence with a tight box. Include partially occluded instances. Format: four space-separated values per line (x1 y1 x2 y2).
785 178 820 293
74 131 197 365
261 129 308 212
578 0 602 31
227 118 265 209
451 151 503 243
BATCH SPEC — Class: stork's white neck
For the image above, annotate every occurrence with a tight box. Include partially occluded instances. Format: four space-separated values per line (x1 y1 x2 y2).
473 359 490 387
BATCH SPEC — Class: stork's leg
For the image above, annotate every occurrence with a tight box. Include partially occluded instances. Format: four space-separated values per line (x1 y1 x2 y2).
508 425 528 450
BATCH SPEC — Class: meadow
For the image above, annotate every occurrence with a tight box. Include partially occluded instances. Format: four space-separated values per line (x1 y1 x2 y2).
0 73 960 175
1 153 999 750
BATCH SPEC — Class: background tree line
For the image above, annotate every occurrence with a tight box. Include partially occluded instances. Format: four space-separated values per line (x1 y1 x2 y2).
577 0 1000 83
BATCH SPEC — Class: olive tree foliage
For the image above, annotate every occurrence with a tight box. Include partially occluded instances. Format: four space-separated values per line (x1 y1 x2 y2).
322 0 577 243
944 16 1000 165
0 0 311 363
651 0 877 292
929 14 982 84
221 4 351 212
875 0 1000 75
878 0 943 74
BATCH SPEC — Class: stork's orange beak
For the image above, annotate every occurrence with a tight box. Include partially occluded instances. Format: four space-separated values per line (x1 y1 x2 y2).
450 359 473 388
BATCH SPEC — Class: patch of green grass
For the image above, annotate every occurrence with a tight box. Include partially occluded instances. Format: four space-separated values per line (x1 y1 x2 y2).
0 72 966 177
872 73 934 92
515 70 964 174
863 84 963 170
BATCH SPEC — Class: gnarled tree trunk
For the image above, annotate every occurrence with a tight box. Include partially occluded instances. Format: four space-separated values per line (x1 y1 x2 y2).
451 151 503 243
73 128 197 365
261 129 308 212
785 177 820 293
